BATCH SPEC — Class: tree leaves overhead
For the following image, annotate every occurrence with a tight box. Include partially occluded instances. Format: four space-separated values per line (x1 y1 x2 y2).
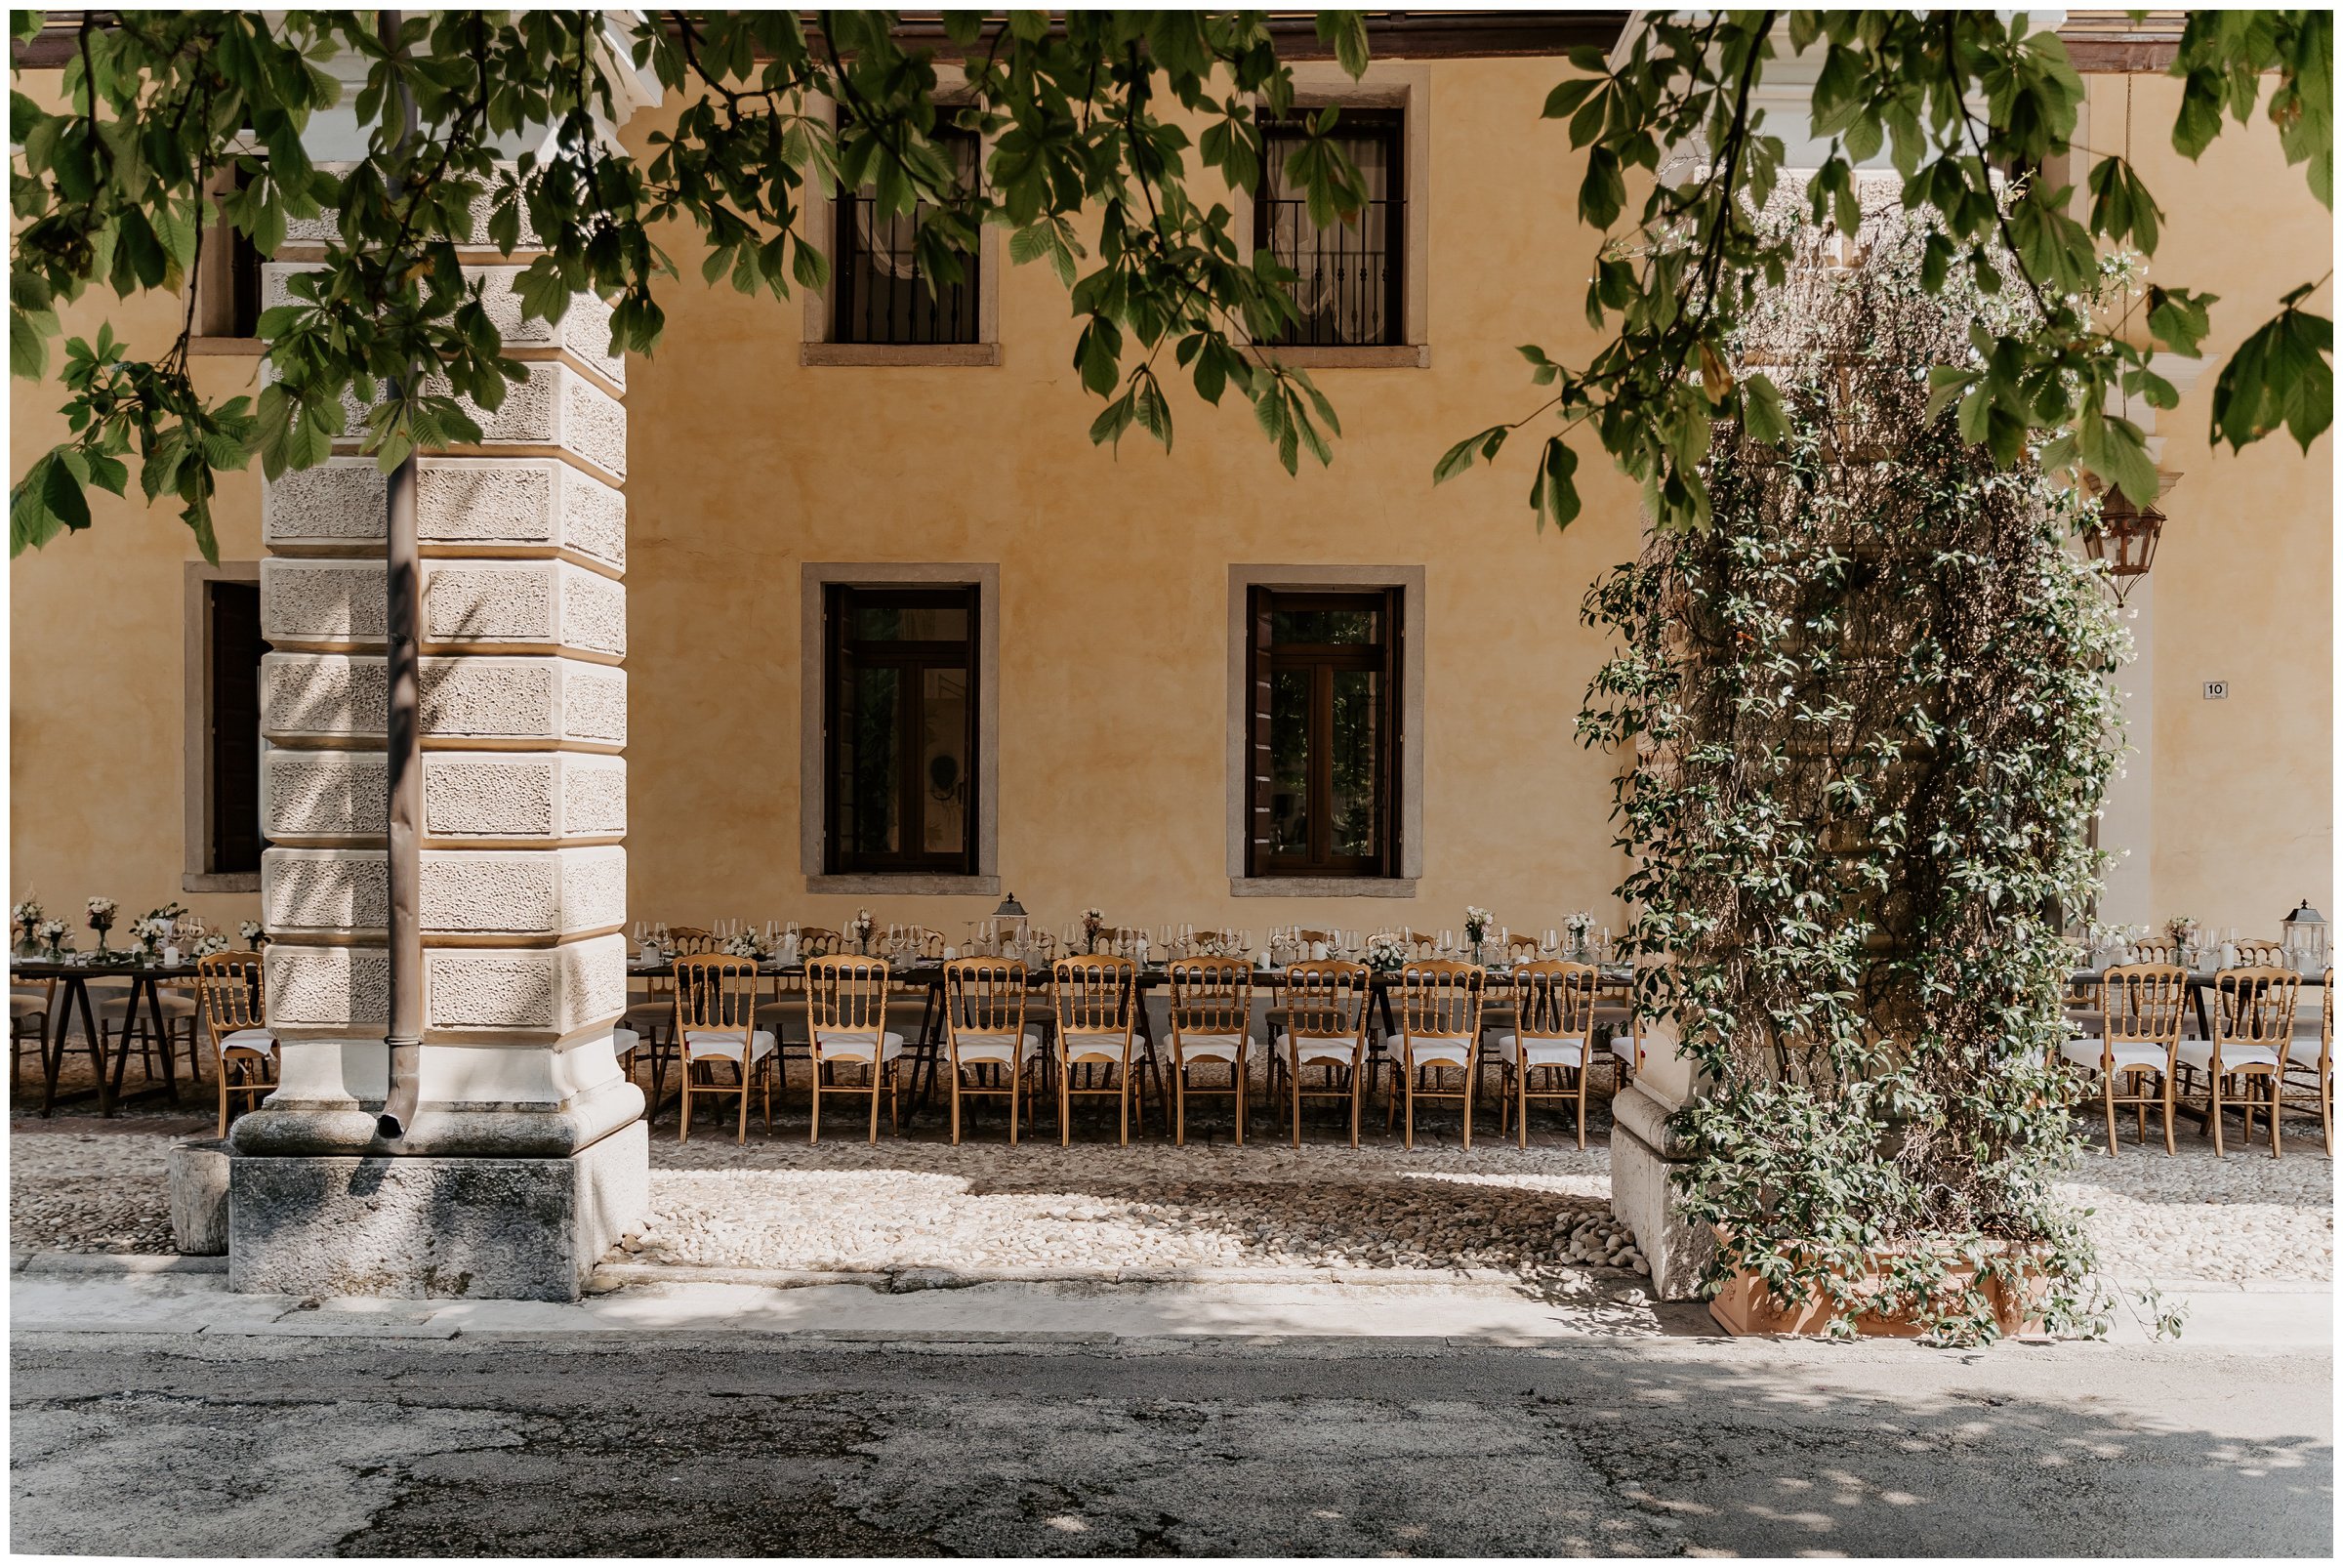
6 11 2331 560
1463 9 2331 538
10 9 1380 557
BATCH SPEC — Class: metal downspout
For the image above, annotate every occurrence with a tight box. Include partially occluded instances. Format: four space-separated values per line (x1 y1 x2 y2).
376 8 423 1140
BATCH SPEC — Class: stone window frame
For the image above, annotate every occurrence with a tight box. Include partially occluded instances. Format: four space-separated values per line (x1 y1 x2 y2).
801 72 1005 368
184 559 266 892
1226 564 1425 897
800 562 1002 895
1234 62 1432 370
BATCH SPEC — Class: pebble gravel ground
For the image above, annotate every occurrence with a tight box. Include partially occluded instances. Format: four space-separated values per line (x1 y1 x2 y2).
10 1104 2333 1288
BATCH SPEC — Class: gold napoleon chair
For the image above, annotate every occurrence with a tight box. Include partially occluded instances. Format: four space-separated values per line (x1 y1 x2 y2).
1049 955 1143 1144
196 951 274 1137
805 954 907 1143
1494 959 1604 1149
674 953 776 1143
2177 966 2301 1158
2057 962 2187 1156
2231 939 2287 967
1386 960 1488 1149
942 957 1043 1144
1167 956 1254 1145
2278 970 2334 1157
1269 960 1371 1148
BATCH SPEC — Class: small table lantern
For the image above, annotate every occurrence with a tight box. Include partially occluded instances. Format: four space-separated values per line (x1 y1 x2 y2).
2281 899 2327 972
991 892 1031 957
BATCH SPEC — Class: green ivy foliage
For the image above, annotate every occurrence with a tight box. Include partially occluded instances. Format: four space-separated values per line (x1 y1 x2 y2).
1578 188 2126 1343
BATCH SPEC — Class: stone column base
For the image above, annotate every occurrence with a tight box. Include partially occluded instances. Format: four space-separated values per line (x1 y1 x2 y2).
1610 1083 1714 1301
228 1121 646 1301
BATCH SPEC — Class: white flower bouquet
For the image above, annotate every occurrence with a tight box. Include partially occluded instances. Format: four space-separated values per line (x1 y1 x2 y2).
1464 906 1494 945
36 918 67 956
192 933 231 958
13 896 45 946
86 896 117 952
1364 932 1409 973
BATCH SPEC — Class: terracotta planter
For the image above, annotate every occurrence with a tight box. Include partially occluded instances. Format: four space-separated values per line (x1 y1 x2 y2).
1706 1234 2048 1339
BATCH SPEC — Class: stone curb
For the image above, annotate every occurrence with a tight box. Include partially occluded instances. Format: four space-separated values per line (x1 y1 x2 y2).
589 1260 1562 1292
21 1253 229 1276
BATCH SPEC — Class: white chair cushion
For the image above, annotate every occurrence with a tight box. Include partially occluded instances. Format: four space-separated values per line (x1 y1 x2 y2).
1496 1033 1586 1067
1059 1031 1130 1063
2059 1038 2169 1074
952 1028 1037 1066
612 1026 640 1058
11 991 49 1019
218 1027 275 1055
2177 1039 2282 1073
810 1029 902 1063
684 1027 778 1063
1392 1034 1476 1067
1173 1030 1248 1062
1610 1034 1638 1064
1274 1032 1358 1067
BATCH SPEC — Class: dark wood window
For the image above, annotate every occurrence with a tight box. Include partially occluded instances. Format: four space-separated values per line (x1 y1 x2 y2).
834 127 980 345
824 584 980 875
198 166 264 339
1245 588 1401 877
206 581 268 874
1255 109 1404 348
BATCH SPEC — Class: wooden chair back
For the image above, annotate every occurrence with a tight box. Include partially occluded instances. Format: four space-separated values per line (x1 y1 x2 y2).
195 952 266 1039
805 955 891 1036
1279 961 1370 1043
1510 960 1599 1039
943 957 1030 1037
674 954 760 1033
668 926 722 957
1397 960 1484 1042
1050 955 1136 1043
2211 967 2301 1047
2125 937 2181 966
1501 933 1541 964
1169 957 1253 1037
2100 963 2188 1048
2233 939 2287 967
793 927 845 959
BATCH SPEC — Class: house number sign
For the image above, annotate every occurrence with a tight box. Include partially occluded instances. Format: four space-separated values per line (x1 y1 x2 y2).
2203 681 2229 700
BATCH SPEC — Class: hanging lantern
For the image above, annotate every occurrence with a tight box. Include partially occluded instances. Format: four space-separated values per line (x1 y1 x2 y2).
2081 480 2166 604
2281 899 2327 972
991 891 1031 955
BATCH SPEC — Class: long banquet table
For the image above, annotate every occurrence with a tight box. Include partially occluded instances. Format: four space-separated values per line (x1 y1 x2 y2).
10 956 209 1116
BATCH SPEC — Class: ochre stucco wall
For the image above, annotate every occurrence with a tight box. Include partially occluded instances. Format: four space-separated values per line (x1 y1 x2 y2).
2087 74 2333 934
9 56 2331 951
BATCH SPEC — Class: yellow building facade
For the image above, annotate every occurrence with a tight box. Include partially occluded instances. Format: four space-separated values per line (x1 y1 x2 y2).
10 52 2333 954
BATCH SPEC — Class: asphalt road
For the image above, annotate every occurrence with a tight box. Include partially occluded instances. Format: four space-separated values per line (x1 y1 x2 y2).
11 1334 2332 1557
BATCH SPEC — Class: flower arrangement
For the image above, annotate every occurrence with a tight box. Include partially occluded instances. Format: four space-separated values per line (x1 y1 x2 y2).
131 900 188 957
1463 906 1493 946
13 896 45 949
192 933 231 958
721 928 767 960
1082 907 1105 955
2164 915 2199 948
86 896 117 953
1364 932 1409 973
238 920 267 949
36 918 67 956
847 908 875 952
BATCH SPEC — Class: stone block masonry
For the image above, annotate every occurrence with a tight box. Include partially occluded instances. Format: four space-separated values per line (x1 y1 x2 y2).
232 259 642 1300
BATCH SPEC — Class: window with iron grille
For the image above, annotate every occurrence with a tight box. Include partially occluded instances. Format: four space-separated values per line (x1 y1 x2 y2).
205 581 269 874
1245 587 1402 877
1255 110 1404 349
824 584 981 876
833 128 981 346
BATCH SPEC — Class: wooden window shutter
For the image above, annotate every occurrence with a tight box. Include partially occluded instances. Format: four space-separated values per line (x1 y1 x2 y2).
1246 586 1276 878
1379 585 1403 874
